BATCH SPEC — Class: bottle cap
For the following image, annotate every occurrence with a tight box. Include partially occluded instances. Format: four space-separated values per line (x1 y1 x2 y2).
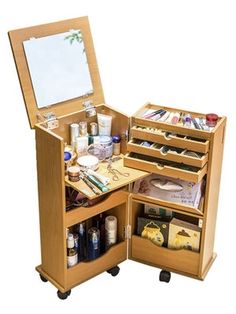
112 135 121 143
105 216 117 230
64 151 72 161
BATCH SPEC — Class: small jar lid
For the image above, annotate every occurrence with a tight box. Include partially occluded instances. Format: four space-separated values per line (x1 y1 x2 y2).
105 216 117 229
100 136 112 144
64 151 72 161
112 135 121 143
206 113 218 122
68 166 80 175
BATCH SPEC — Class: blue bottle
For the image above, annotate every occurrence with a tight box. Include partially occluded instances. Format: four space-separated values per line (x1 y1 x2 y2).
88 227 100 260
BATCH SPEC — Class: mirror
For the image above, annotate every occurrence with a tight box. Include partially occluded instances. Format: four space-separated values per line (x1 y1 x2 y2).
23 30 94 109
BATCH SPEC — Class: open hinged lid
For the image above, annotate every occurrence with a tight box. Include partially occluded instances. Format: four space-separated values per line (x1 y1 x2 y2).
9 16 105 128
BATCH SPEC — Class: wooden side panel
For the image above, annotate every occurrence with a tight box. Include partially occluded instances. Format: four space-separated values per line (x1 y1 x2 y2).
35 126 66 287
199 117 226 275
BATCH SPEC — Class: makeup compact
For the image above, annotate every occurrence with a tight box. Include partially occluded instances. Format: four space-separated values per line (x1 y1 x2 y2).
77 155 99 171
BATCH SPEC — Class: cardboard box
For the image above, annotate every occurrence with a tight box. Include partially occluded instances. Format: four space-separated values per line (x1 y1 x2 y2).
133 174 204 208
137 216 170 247
168 218 201 252
144 204 173 219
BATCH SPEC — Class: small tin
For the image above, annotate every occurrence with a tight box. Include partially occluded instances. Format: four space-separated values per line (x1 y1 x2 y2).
68 166 80 182
87 227 100 260
90 122 98 136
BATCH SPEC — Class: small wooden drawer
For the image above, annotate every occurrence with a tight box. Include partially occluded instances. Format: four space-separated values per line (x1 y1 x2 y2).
131 236 200 276
130 127 209 154
124 153 207 183
67 241 127 288
127 139 208 168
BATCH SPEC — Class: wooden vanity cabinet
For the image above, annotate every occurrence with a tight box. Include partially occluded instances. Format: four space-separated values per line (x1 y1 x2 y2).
9 16 226 297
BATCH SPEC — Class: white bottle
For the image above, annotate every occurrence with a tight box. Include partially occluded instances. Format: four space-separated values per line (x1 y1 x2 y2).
105 216 117 250
67 233 78 268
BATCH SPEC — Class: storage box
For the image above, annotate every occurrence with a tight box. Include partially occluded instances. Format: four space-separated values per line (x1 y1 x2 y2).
144 204 173 218
137 216 170 247
168 218 201 252
133 174 204 208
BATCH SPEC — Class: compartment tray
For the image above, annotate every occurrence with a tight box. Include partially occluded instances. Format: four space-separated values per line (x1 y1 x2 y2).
131 236 200 276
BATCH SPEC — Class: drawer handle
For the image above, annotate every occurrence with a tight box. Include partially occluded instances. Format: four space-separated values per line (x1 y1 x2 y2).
164 132 172 141
156 163 164 170
160 146 168 156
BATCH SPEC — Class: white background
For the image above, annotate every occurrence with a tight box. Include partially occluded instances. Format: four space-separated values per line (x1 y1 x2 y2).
1 0 235 313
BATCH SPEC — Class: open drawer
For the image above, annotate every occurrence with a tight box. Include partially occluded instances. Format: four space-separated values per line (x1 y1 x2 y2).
130 127 209 154
127 139 208 168
124 152 207 183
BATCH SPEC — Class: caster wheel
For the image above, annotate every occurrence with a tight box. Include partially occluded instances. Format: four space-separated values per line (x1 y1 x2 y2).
57 290 71 300
159 270 171 283
107 266 120 277
39 274 48 282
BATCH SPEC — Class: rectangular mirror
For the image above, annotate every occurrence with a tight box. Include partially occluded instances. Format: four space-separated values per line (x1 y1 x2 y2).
23 30 94 109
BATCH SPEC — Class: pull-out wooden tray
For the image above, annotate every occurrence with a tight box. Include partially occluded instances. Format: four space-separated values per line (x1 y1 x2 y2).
130 127 209 154
131 103 223 140
127 139 208 168
124 152 207 183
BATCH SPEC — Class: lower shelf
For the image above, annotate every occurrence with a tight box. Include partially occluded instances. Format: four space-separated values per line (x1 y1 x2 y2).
131 235 200 276
66 241 127 288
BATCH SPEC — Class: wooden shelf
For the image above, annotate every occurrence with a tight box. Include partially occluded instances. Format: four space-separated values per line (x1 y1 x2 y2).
65 156 148 199
65 190 128 227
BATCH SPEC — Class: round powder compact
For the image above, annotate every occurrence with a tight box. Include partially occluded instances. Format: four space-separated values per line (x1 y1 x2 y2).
77 155 99 171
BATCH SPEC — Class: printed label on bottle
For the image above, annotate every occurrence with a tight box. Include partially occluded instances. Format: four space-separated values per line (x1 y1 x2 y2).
67 253 78 267
93 239 99 250
106 229 117 247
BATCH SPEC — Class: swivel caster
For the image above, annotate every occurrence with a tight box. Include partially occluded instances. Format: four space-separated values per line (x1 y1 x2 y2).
57 290 71 300
39 274 48 282
159 270 171 283
107 266 120 277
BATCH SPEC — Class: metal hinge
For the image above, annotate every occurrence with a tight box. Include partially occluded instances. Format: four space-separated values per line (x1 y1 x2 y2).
124 224 131 239
37 112 59 130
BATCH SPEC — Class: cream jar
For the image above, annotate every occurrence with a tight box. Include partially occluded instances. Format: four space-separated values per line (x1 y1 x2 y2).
68 166 80 182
